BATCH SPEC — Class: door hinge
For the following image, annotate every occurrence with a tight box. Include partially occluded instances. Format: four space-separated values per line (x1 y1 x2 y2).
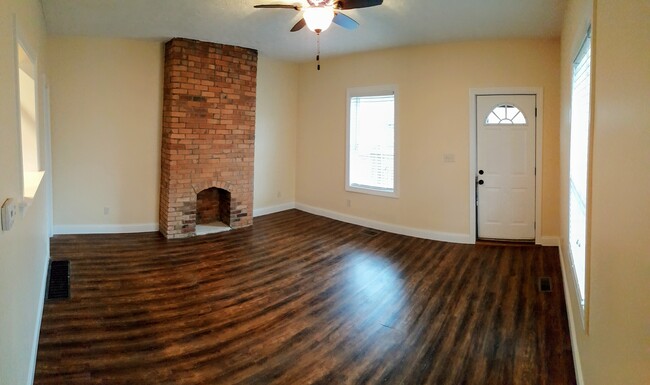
535 107 537 117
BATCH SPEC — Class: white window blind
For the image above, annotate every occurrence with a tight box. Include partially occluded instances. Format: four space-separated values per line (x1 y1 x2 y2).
569 28 591 308
347 90 396 195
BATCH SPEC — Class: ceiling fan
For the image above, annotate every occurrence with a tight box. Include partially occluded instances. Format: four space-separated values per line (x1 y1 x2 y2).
254 0 383 69
254 0 384 34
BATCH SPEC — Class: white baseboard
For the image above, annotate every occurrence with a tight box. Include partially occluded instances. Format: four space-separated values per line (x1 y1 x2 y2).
54 223 159 235
54 202 296 235
558 245 585 385
52 203 298 235
28 251 50 385
52 204 301 235
253 202 296 217
538 236 560 246
295 203 473 244
50 207 556 247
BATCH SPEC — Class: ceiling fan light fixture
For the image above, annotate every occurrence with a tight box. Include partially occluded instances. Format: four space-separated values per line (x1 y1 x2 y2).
303 6 335 32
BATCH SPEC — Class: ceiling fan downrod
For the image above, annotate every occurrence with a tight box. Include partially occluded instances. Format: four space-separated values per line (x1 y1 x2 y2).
316 30 321 70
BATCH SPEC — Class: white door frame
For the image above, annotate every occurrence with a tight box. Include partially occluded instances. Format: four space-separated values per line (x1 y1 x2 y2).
469 88 544 244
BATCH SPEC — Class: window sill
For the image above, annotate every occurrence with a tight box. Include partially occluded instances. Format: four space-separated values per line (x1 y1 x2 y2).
346 185 399 198
23 170 45 201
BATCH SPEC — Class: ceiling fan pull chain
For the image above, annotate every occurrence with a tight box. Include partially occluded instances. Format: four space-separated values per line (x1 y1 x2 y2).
316 32 321 71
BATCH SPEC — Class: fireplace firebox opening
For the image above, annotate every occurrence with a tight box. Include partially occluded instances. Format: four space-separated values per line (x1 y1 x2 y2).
196 187 231 235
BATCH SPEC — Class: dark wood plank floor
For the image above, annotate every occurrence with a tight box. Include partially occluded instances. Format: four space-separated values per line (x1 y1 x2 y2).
35 209 575 385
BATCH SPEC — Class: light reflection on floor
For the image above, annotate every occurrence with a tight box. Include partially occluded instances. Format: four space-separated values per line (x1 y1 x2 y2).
344 251 407 332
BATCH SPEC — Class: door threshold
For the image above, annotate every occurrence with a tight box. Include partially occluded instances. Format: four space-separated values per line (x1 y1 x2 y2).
476 238 536 247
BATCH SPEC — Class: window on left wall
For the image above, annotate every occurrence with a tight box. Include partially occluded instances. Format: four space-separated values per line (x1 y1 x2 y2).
16 40 44 200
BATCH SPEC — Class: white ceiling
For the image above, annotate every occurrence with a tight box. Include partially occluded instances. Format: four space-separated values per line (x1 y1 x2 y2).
41 0 567 62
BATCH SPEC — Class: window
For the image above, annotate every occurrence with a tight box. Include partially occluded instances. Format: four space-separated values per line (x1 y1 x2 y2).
485 104 527 125
346 86 397 197
569 28 591 316
16 39 44 200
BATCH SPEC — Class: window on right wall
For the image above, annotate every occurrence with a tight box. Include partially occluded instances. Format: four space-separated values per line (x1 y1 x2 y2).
569 27 592 322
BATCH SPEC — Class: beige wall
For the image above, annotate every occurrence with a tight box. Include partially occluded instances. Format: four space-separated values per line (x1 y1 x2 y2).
296 40 561 240
49 39 299 229
560 0 650 384
254 56 298 213
49 37 163 231
0 1 50 384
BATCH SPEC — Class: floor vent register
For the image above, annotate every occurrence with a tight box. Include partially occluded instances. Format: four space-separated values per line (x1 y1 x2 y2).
46 260 70 300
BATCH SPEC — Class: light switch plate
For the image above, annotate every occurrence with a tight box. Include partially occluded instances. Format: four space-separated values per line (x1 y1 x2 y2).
1 198 17 231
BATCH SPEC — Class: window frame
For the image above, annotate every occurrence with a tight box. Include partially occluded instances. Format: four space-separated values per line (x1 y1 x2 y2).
345 85 399 198
568 26 593 329
14 20 44 203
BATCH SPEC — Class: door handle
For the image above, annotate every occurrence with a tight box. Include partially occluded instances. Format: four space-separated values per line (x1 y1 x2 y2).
478 180 484 185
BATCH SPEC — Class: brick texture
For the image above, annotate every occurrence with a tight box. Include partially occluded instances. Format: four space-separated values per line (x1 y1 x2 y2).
159 38 257 239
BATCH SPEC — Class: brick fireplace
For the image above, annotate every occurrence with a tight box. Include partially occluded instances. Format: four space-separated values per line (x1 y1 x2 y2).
159 38 257 239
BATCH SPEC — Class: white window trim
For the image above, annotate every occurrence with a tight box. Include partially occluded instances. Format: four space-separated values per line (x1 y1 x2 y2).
345 85 399 198
568 26 593 331
14 16 44 207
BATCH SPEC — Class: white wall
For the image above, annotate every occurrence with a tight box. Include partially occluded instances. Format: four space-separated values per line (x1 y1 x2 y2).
48 37 163 233
296 39 561 241
254 56 299 215
560 0 650 384
0 1 50 384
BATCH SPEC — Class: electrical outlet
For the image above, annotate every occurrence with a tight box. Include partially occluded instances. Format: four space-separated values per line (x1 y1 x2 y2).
276 191 282 198
1 198 17 231
104 207 110 215
346 199 351 207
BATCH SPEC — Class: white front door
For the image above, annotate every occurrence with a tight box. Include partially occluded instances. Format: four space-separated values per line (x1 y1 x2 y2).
476 95 536 240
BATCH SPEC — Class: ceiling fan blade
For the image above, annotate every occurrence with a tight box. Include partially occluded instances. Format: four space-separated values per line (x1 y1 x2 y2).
290 18 307 32
332 12 359 30
254 4 300 10
335 0 383 10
